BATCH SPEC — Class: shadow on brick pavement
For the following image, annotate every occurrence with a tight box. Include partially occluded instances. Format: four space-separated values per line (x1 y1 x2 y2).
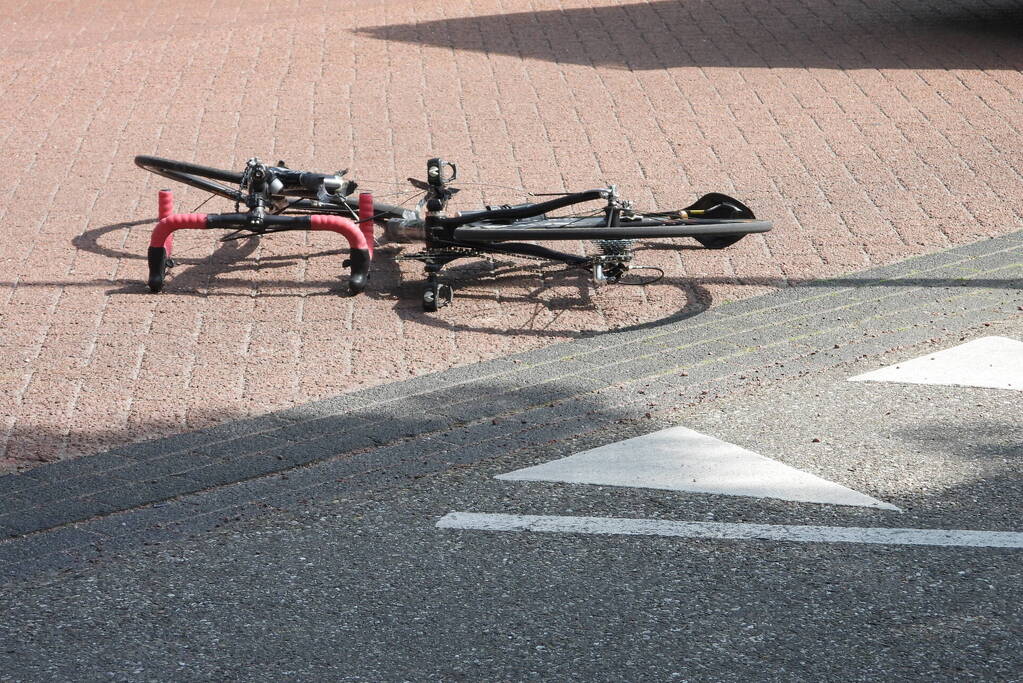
360 0 1023 71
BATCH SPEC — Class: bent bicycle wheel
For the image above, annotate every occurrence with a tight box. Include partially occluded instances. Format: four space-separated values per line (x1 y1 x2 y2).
451 217 772 243
135 155 410 222
135 155 244 202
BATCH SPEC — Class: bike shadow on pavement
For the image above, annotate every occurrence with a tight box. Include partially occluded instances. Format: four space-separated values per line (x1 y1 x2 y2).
64 221 1021 338
364 245 717 338
71 220 360 298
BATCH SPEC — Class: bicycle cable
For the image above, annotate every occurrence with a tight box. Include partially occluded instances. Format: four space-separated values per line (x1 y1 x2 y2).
358 177 541 197
614 266 665 286
549 207 607 227
191 193 217 212
353 190 425 225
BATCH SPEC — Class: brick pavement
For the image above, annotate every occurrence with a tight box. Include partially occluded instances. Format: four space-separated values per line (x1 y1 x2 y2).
1 0 1021 472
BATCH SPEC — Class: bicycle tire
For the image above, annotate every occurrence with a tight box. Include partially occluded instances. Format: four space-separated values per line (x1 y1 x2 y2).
135 155 244 202
451 218 772 243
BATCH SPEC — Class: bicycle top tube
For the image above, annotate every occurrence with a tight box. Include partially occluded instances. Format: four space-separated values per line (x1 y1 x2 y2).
436 189 609 228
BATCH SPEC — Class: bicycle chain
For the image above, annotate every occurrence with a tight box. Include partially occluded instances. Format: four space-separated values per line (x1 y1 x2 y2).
396 246 544 264
395 243 639 282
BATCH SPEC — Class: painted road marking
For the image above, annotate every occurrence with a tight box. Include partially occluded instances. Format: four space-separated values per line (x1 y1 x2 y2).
437 512 1023 549
849 335 1023 391
497 426 899 510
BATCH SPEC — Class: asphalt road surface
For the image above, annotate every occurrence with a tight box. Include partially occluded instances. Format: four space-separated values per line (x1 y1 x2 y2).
1 309 1019 681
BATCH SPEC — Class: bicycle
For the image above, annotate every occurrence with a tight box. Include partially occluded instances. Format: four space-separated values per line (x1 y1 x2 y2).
134 155 771 310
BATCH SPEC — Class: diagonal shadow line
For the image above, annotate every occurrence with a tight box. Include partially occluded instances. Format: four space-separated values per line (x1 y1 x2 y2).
68 220 356 295
357 0 1023 71
895 420 1023 463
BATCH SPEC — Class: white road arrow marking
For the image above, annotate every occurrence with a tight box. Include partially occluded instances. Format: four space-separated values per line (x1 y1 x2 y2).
497 426 899 510
849 336 1023 391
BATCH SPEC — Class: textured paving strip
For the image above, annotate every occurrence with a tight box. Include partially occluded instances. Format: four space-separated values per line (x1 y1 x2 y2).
0 231 1020 578
434 513 1023 549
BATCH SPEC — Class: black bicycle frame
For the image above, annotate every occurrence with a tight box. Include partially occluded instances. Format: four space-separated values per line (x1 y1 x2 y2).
435 189 609 230
413 157 612 268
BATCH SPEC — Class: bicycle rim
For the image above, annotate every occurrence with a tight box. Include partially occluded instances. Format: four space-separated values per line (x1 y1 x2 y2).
134 155 244 202
452 218 772 243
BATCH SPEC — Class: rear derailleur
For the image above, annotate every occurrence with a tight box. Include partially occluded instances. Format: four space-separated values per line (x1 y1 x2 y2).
589 239 634 284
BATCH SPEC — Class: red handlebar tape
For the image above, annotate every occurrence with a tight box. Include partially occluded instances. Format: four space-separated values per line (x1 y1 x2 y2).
158 190 174 220
308 214 369 252
148 191 371 254
149 212 209 251
358 192 375 258
157 190 176 251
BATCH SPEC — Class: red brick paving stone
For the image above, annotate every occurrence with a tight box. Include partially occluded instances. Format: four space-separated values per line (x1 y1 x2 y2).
2 0 1022 472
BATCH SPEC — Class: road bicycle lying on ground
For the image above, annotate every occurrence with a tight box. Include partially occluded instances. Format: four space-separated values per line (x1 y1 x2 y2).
135 155 771 310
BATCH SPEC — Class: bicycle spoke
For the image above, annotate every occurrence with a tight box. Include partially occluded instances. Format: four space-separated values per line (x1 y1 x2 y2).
219 229 254 242
616 266 665 286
